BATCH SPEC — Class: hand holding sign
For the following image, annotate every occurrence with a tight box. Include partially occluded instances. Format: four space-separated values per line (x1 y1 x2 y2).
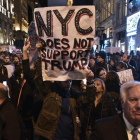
86 69 94 84
23 41 31 52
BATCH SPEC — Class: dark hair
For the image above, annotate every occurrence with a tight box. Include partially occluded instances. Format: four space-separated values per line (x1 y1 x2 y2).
127 55 132 60
105 70 120 84
3 55 9 59
89 56 97 63
13 55 20 60
116 61 128 69
96 67 106 77
0 86 8 99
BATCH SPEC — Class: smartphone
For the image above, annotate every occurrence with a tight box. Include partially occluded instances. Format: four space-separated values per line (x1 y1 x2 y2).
3 81 7 86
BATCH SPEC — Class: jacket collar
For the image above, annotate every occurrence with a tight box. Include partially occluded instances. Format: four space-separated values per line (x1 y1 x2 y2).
112 114 129 140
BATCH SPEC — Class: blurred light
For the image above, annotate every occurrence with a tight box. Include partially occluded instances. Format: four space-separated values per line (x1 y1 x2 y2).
15 27 20 31
35 2 38 4
127 31 137 36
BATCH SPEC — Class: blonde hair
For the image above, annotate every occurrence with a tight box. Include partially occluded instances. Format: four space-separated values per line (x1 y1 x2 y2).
93 78 106 94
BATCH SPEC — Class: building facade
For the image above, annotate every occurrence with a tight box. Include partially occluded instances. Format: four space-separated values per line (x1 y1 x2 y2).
13 0 34 49
95 0 114 50
113 0 127 52
96 0 140 52
126 1 140 52
0 0 13 45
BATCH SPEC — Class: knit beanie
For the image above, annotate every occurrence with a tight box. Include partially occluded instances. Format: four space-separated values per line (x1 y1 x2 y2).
98 51 107 60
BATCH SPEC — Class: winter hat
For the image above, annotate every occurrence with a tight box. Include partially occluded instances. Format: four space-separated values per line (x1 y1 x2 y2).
98 51 107 60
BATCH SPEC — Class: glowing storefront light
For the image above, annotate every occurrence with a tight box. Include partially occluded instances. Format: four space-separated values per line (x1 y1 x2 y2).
128 37 135 51
127 11 140 51
127 11 140 33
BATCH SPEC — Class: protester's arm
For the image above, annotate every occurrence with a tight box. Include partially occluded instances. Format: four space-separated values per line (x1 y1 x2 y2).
22 41 30 60
22 41 36 89
76 70 96 107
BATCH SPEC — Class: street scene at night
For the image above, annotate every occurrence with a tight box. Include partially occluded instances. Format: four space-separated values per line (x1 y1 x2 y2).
0 0 140 140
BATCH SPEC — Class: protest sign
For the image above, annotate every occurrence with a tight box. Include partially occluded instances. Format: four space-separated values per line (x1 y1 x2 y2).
117 69 134 84
34 6 95 81
105 47 121 54
28 21 39 69
4 65 15 78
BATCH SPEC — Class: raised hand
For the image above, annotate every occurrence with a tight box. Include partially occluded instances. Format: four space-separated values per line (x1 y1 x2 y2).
23 41 30 52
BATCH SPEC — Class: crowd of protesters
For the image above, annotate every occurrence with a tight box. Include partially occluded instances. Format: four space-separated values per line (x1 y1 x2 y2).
0 42 140 140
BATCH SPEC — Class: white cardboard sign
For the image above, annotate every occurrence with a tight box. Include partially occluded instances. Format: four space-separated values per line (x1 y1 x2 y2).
117 69 134 84
34 6 95 81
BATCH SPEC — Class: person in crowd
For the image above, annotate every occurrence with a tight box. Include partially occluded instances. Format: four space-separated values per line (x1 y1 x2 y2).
104 71 122 112
0 64 20 107
90 81 140 140
87 78 118 132
22 41 96 140
116 61 127 72
0 55 15 78
108 54 117 71
2 55 12 65
124 51 129 55
115 52 122 63
0 83 23 140
122 54 137 80
0 52 5 68
13 55 23 86
130 50 135 58
89 56 97 73
96 67 107 81
105 71 120 93
136 51 140 56
17 72 35 140
123 54 137 70
93 51 112 77
134 54 140 81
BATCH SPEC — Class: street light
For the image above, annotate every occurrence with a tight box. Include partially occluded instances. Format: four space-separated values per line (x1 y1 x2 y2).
67 0 73 6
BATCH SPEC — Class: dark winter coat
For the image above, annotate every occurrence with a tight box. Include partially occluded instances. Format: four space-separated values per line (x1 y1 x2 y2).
105 82 122 111
81 93 118 140
88 93 118 129
0 98 23 140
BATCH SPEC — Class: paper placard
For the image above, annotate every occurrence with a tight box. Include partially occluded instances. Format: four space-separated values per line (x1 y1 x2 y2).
34 6 95 81
117 69 134 84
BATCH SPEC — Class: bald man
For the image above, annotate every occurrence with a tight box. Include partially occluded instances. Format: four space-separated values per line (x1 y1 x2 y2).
0 83 23 140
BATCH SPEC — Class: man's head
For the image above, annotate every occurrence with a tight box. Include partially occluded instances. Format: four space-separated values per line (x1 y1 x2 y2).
122 54 131 63
13 56 20 64
3 55 10 63
97 51 106 63
115 52 122 61
56 80 72 92
124 51 129 55
89 57 96 67
120 81 140 127
0 83 8 104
